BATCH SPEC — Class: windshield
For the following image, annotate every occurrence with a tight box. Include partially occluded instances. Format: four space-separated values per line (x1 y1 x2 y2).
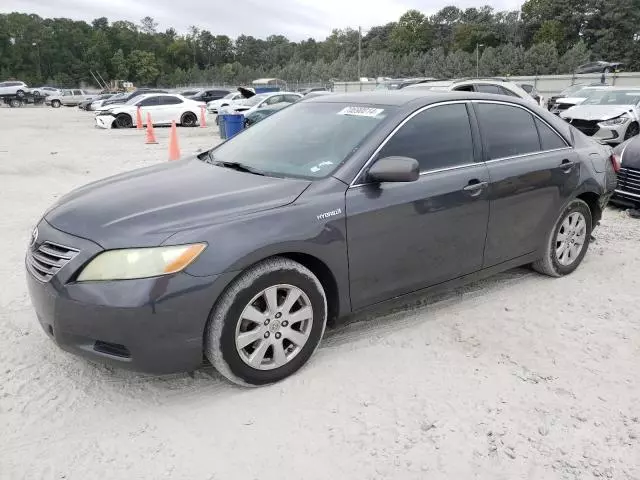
126 95 143 104
208 102 393 179
560 85 588 96
242 93 269 106
222 92 236 100
582 89 640 106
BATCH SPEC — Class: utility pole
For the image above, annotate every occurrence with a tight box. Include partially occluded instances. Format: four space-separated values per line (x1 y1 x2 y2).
476 43 484 78
32 42 41 81
358 26 362 81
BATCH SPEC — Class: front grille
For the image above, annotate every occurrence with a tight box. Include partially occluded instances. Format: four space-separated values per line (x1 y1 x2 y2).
617 167 640 196
568 119 600 136
27 241 79 282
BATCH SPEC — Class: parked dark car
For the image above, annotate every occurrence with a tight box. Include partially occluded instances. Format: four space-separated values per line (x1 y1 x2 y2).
576 61 624 74
101 88 167 107
187 89 231 103
26 91 616 386
79 93 112 111
611 136 640 209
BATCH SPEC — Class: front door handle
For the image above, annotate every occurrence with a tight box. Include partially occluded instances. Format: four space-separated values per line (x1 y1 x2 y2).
463 180 488 196
561 159 575 172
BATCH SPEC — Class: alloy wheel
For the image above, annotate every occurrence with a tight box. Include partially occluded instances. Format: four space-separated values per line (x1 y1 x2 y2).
555 212 587 266
235 284 314 370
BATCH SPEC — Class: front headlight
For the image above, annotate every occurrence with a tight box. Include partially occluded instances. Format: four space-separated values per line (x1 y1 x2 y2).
97 110 114 116
600 115 630 126
77 244 206 281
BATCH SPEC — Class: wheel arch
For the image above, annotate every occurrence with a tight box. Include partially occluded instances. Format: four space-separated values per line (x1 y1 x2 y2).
576 190 603 226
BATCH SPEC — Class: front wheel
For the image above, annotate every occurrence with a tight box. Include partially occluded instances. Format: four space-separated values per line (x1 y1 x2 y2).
115 113 133 128
533 199 592 277
16 90 25 98
51 100 61 108
205 257 327 386
181 111 198 127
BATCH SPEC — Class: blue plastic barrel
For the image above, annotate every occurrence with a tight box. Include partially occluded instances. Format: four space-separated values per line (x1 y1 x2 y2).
225 114 244 139
217 114 226 139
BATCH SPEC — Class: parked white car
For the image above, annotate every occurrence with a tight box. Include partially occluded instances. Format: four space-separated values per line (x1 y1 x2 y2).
560 87 640 145
90 92 126 111
404 78 537 105
95 93 205 129
230 92 303 116
0 81 30 97
46 89 94 108
206 92 245 113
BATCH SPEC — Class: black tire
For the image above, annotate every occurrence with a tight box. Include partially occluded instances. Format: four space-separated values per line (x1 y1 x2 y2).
533 199 592 277
33 90 41 97
603 67 613 74
205 257 327 386
51 100 61 108
16 90 25 98
9 98 21 108
624 122 639 140
115 113 133 128
181 111 198 127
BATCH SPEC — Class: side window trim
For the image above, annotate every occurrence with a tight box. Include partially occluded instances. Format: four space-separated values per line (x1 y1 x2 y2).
471 100 571 163
349 100 477 187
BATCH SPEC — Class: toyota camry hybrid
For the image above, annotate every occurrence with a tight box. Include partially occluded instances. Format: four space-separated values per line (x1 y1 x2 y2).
26 91 617 386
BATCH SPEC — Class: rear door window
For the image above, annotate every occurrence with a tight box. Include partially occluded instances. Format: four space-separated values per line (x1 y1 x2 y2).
535 118 568 150
159 96 183 105
377 103 475 172
73 90 82 95
475 103 540 159
475 84 502 95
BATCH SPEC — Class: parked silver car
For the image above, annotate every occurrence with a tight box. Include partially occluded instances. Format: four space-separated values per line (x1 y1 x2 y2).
0 81 30 97
45 89 94 108
560 87 640 144
404 78 537 105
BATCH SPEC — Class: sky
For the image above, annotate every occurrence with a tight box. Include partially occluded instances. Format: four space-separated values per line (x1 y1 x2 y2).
2 0 524 41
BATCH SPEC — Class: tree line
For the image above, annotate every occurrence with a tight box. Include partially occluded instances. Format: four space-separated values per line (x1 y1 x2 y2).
1 0 639 88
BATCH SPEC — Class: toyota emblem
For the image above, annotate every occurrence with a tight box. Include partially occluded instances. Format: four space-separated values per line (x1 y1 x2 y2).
30 227 38 247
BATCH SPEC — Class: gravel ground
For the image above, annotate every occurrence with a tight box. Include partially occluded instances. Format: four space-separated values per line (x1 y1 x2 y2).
1 106 639 480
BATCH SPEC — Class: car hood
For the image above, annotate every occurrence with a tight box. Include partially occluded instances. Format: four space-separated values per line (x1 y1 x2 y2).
556 96 587 105
561 104 637 121
45 158 311 249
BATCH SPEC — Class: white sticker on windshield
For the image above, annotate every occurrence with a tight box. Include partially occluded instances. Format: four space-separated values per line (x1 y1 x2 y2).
310 161 334 173
338 106 384 117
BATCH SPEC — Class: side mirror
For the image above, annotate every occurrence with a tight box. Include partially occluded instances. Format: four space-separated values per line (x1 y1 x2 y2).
367 156 420 183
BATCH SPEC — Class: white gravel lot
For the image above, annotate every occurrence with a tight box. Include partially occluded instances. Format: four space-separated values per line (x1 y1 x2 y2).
0 106 639 480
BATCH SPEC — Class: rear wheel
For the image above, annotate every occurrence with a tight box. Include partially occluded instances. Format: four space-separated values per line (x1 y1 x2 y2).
533 199 592 277
9 98 21 108
51 100 61 108
624 122 639 140
115 113 133 128
181 111 197 127
16 90 25 98
205 257 327 386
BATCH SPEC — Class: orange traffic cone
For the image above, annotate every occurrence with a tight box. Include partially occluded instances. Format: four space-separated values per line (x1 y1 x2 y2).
168 121 181 161
199 106 207 128
145 113 157 144
136 106 143 129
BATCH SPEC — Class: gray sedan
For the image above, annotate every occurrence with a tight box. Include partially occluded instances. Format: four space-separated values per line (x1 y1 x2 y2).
27 91 616 386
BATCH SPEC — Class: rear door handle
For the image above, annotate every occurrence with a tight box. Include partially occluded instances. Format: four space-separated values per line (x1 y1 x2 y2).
463 180 488 196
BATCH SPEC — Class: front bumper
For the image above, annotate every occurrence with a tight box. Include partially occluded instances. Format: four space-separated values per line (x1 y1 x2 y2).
591 125 625 145
95 115 115 129
26 220 233 374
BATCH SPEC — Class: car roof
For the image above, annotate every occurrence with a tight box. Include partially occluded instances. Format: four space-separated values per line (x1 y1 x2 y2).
306 90 536 107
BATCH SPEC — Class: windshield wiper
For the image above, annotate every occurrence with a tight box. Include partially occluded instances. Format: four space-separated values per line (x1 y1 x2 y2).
206 154 265 176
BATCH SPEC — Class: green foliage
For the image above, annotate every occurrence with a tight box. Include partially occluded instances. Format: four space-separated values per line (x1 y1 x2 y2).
0 3 637 88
